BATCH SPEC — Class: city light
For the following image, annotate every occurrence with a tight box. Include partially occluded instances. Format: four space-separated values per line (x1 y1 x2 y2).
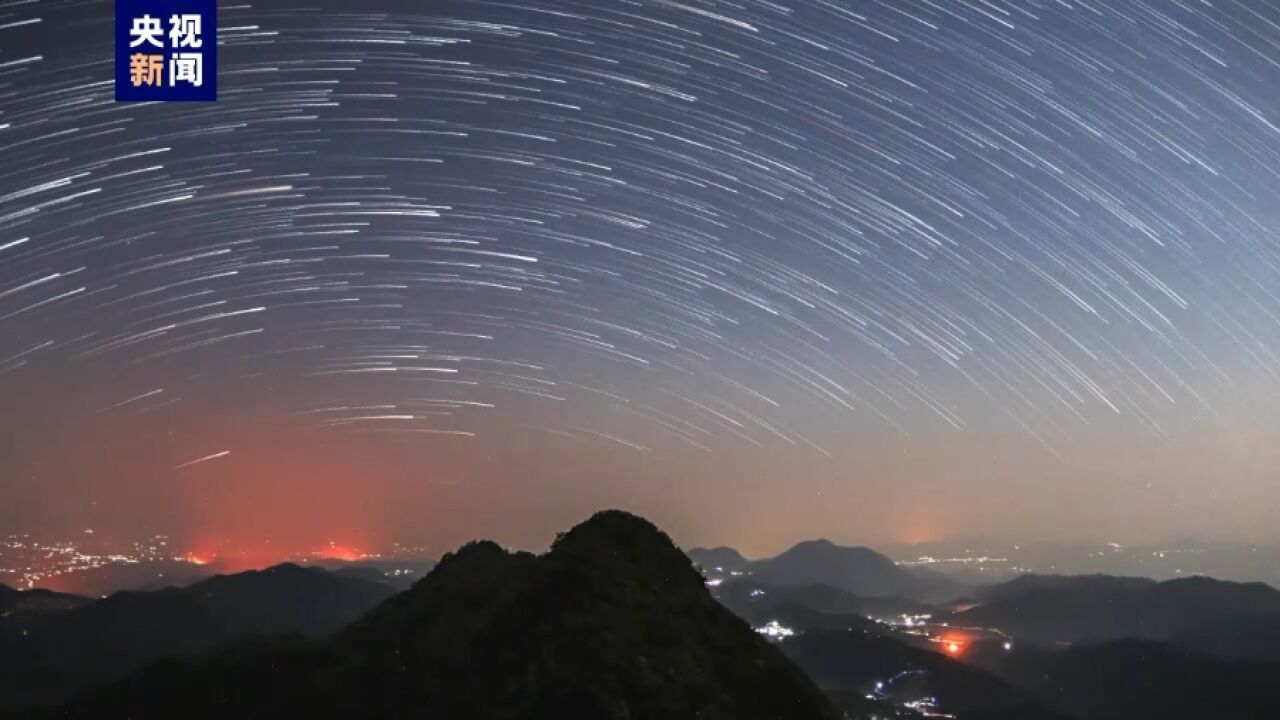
755 620 796 640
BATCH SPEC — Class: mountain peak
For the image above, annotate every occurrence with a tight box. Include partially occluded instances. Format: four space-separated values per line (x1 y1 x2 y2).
687 546 752 573
748 537 960 601
787 538 873 554
554 508 672 547
61 511 840 720
534 509 711 607
552 508 686 559
435 538 509 568
771 539 896 571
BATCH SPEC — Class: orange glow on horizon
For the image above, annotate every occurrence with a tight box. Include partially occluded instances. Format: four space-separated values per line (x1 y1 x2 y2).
313 543 367 562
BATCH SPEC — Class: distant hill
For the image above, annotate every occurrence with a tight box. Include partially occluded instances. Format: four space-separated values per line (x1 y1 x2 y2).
694 539 964 601
51 511 840 720
968 638 1280 720
0 563 395 710
0 584 88 616
688 546 752 573
976 573 1157 601
955 573 1280 660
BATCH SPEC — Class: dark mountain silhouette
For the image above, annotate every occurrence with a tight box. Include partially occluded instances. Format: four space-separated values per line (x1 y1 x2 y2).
749 539 962 601
955 573 1280 660
967 637 1280 720
691 540 963 601
50 511 840 720
976 572 1157 601
0 584 88 616
688 545 751 573
0 563 395 710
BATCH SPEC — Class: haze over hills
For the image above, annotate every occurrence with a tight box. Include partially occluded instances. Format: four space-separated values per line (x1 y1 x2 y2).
13 530 1278 599
881 539 1280 588
6 511 1280 719
45 512 840 720
687 537 1280 594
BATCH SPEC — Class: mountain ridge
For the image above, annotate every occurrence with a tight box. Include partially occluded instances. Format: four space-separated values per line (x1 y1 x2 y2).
955 572 1280 659
0 562 395 710
51 510 841 720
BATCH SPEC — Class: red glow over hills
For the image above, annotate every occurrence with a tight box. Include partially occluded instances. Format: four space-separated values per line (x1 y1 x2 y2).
311 544 368 562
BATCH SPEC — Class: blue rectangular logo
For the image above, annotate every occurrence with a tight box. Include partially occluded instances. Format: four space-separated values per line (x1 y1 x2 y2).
115 0 217 101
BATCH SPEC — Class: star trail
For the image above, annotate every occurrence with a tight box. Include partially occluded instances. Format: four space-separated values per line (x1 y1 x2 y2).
3 0 1280 552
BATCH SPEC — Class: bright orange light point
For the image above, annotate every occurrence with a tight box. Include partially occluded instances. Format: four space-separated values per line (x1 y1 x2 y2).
936 633 967 656
183 552 212 566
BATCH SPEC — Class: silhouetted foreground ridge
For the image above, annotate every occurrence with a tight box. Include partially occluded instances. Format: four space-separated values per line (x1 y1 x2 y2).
2 564 393 709
53 511 838 720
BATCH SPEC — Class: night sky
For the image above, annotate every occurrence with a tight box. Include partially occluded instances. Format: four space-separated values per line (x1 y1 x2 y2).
3 0 1280 558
